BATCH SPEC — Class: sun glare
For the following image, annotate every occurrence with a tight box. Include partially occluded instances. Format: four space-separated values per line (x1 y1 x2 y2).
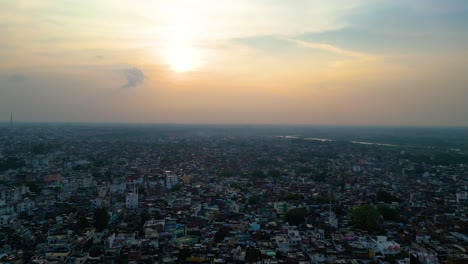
165 46 201 73
159 15 204 73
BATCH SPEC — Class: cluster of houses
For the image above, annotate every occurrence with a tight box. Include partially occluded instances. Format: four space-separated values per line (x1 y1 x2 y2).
0 126 466 263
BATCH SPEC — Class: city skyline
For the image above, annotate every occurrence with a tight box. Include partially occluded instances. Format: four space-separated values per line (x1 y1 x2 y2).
1 1 468 126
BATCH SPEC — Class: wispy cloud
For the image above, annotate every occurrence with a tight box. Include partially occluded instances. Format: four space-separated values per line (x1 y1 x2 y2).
121 67 145 89
290 39 372 60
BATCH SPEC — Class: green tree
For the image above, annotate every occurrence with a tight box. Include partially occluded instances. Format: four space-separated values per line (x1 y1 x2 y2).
138 186 146 195
378 205 401 222
312 171 328 182
252 169 265 178
171 184 181 192
77 216 90 229
349 205 381 231
248 195 260 205
92 170 102 178
285 193 303 201
333 204 344 216
0 157 25 171
376 190 401 203
268 170 281 178
230 182 240 189
26 182 40 194
89 247 102 258
32 144 48 154
214 226 230 242
220 170 233 177
18 211 29 220
180 247 192 259
93 208 110 232
284 207 306 225
140 210 150 225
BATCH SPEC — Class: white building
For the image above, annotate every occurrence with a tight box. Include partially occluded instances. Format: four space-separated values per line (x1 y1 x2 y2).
275 235 289 254
329 212 338 228
91 198 102 209
165 175 178 190
0 204 15 216
16 198 35 213
229 201 240 213
456 191 467 204
126 193 138 209
1 214 13 227
287 229 301 246
126 184 139 209
81 176 95 188
371 236 400 255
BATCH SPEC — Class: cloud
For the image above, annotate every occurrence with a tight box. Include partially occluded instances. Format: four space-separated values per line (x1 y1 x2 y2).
121 67 145 89
6 74 28 83
290 39 372 60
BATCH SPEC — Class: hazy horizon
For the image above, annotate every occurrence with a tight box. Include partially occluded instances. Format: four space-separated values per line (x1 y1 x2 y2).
2 120 468 129
1 1 467 126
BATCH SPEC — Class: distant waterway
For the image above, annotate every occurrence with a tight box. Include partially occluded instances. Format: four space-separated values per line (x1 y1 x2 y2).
277 135 404 147
350 141 398 147
276 135 300 139
304 137 335 142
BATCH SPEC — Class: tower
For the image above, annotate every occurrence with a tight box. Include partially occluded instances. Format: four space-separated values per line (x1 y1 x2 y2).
10 112 13 126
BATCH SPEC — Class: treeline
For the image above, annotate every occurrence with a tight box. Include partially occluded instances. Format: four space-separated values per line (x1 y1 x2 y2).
349 204 402 231
0 157 25 171
403 152 468 166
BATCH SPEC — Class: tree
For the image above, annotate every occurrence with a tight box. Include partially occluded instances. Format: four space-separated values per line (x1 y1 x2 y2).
214 226 230 242
376 189 401 203
140 210 150 225
0 157 25 171
334 180 345 189
77 216 90 229
252 169 265 178
18 211 29 220
93 208 109 232
26 182 40 194
349 205 381 231
312 171 328 182
92 170 102 178
268 170 281 178
171 184 181 192
179 247 192 260
89 247 102 258
284 207 306 225
248 195 260 205
220 170 233 177
333 204 344 216
285 193 303 201
378 205 401 222
32 144 48 154
138 186 146 195
246 247 262 262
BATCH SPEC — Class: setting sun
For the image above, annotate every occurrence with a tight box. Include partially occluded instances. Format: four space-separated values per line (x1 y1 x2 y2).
165 46 200 72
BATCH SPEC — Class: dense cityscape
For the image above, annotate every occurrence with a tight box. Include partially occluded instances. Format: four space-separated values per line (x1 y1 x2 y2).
2 0 468 263
0 124 466 263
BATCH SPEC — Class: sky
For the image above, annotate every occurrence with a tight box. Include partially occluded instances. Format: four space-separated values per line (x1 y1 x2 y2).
1 0 467 126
